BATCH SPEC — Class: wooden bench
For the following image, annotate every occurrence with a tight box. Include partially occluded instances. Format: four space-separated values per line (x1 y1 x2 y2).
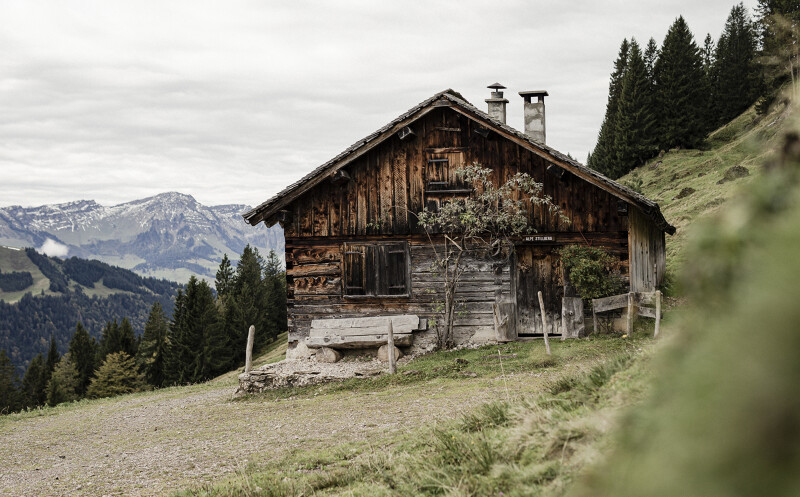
304 314 425 349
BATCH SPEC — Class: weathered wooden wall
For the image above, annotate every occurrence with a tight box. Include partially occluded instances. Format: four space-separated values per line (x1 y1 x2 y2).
286 236 511 352
283 108 629 239
628 207 666 292
281 106 665 346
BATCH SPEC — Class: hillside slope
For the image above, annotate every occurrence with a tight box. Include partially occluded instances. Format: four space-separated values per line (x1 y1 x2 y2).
619 100 791 275
0 246 180 372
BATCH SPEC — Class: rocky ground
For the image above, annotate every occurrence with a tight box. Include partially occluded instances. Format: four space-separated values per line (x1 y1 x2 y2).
0 361 562 496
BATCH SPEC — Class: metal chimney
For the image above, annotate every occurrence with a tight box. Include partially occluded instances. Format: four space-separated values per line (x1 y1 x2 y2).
519 90 548 144
485 83 509 124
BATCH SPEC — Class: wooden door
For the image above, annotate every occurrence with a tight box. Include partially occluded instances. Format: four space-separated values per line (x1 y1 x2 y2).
515 246 563 336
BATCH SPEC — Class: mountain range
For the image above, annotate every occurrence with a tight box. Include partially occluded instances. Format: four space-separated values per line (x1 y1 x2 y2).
0 192 283 283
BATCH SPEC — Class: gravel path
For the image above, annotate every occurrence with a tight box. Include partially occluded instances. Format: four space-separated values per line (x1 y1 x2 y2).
0 369 558 496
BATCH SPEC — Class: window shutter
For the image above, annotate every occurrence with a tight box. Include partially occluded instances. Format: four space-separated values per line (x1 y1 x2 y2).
343 244 366 295
382 243 408 295
364 244 379 296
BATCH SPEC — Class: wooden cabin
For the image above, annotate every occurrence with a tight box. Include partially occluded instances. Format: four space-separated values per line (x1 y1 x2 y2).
243 87 675 357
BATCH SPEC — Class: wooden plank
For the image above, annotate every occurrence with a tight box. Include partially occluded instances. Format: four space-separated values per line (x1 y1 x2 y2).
561 296 585 339
286 246 340 265
287 262 341 277
592 293 629 313
393 149 408 232
637 306 662 319
380 143 394 232
293 276 341 296
635 291 658 305
310 314 420 330
305 333 413 349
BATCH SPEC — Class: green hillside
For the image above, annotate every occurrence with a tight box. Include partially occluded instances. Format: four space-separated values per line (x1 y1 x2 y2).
0 246 52 303
619 100 790 275
0 247 180 373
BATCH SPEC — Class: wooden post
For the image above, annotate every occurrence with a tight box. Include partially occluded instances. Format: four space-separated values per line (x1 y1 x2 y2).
626 293 633 335
387 319 396 374
593 305 598 335
537 291 551 355
654 290 662 338
244 325 255 373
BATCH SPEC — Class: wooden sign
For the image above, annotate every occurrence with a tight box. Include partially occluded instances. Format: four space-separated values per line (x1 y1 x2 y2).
524 235 554 242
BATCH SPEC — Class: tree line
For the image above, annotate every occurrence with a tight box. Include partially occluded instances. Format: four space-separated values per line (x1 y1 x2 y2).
0 246 286 413
588 2 796 179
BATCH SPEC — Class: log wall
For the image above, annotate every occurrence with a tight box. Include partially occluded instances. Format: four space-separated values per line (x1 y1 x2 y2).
286 236 511 352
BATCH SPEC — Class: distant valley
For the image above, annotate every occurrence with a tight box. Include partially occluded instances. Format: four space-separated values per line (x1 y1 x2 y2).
0 192 283 283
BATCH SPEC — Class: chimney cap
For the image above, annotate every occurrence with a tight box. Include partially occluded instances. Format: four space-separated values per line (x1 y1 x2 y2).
488 82 507 90
519 90 549 97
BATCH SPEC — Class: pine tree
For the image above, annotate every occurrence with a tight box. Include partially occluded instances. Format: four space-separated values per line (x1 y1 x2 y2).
644 37 659 83
163 289 188 385
702 33 719 130
97 318 137 364
86 352 146 399
229 245 270 354
46 354 80 406
168 277 227 383
613 39 658 177
215 254 234 302
136 302 169 387
714 3 761 125
589 38 630 176
0 349 22 414
654 16 708 149
44 334 60 388
68 322 97 396
21 353 46 407
756 0 800 111
263 250 287 343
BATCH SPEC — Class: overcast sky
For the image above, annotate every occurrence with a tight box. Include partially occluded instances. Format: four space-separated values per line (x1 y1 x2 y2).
0 0 756 209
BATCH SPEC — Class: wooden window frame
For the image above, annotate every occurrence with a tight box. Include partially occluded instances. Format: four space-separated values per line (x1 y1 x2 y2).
342 241 411 298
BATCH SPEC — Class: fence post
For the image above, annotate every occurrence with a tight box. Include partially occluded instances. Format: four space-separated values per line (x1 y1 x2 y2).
244 325 255 373
538 291 551 355
387 318 396 374
626 293 634 335
654 290 662 338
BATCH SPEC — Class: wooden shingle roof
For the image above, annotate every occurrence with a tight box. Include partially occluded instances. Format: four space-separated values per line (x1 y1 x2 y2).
243 89 675 235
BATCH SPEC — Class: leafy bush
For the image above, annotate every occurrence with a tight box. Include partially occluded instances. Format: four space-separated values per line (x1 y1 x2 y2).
558 245 625 300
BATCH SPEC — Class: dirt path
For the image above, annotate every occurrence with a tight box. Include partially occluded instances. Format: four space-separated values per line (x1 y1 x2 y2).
0 369 560 496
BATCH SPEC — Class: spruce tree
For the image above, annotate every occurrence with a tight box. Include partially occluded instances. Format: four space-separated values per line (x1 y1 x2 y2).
613 39 658 177
86 352 146 399
21 353 46 407
68 322 97 396
714 3 761 125
117 318 137 357
215 254 234 302
263 249 287 342
136 302 169 387
97 318 137 364
654 16 708 149
756 0 800 111
169 277 227 383
589 38 630 176
163 289 188 385
0 349 22 414
44 334 60 387
46 354 80 406
702 33 719 130
229 245 270 354
644 37 659 83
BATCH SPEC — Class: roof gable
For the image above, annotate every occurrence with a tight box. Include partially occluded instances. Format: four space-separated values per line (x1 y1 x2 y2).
244 89 675 235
